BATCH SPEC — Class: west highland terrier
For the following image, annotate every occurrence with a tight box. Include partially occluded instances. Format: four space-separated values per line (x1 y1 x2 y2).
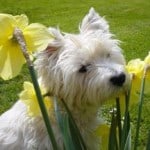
0 8 129 150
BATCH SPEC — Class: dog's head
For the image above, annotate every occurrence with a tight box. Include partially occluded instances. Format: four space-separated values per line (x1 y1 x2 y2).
35 8 129 107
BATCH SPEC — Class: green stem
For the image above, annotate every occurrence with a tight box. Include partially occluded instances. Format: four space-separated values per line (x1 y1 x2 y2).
108 109 119 150
116 97 122 149
14 27 58 150
146 131 150 150
133 69 147 150
121 88 131 149
29 66 58 150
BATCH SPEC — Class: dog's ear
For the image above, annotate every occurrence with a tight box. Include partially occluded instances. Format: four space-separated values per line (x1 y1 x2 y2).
45 28 64 54
79 7 109 33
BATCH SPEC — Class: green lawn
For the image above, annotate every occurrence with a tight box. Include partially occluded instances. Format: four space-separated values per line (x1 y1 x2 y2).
0 0 150 149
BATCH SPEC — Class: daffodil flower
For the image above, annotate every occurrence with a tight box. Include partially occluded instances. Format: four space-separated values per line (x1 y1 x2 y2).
95 124 110 150
144 51 150 80
144 51 150 65
0 13 52 80
19 81 52 117
126 58 145 79
125 52 150 105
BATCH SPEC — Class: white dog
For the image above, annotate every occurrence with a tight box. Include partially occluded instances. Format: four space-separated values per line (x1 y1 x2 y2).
0 8 129 150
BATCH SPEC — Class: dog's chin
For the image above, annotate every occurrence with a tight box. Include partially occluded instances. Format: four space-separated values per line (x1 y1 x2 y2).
99 85 129 104
108 84 129 101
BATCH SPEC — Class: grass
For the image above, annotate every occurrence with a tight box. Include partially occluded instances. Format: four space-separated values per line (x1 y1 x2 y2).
0 0 150 149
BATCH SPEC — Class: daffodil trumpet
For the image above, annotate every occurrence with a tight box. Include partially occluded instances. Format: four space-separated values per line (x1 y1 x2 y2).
13 27 58 150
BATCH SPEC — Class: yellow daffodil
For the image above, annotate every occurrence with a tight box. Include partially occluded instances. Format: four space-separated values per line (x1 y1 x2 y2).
95 124 110 150
0 13 52 80
125 53 150 106
19 81 52 117
126 58 145 79
144 51 150 94
144 51 150 80
144 51 150 65
125 59 144 106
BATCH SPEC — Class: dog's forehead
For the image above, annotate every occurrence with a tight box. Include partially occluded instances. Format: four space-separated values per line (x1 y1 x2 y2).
65 34 115 59
60 33 125 67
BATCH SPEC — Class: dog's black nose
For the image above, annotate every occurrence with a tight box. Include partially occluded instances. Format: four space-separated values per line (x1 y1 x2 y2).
110 73 126 86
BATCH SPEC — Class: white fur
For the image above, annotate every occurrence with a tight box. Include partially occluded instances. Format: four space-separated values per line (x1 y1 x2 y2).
0 8 129 150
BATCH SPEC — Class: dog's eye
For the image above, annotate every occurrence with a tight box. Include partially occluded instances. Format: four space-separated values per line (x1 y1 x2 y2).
79 63 92 73
79 64 91 73
79 65 87 73
106 53 111 58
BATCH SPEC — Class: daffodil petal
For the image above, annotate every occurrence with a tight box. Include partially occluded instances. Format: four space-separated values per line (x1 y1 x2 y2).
20 81 40 116
14 14 28 30
144 51 150 65
0 41 25 80
22 82 34 97
145 78 150 94
146 70 150 80
20 81 52 117
126 59 145 78
23 23 53 52
0 14 15 45
23 81 33 89
95 124 110 150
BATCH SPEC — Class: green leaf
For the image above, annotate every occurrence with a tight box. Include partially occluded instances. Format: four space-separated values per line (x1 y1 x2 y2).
108 110 119 150
121 90 131 150
61 99 87 150
116 97 122 148
121 112 130 149
134 69 147 150
146 131 150 150
124 129 131 150
54 98 87 150
68 117 84 150
54 97 75 150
